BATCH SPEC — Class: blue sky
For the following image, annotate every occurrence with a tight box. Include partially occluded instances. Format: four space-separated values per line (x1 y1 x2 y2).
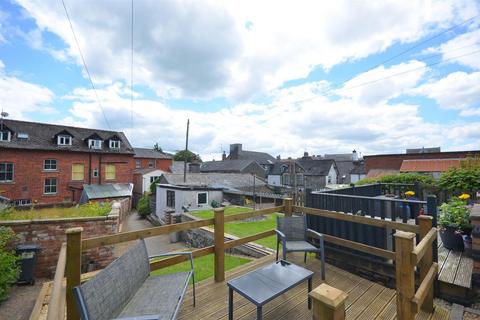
0 0 479 159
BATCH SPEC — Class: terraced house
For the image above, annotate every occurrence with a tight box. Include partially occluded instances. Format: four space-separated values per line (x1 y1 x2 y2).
0 119 134 205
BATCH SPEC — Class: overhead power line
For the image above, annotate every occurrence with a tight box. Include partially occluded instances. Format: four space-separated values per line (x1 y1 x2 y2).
61 0 112 129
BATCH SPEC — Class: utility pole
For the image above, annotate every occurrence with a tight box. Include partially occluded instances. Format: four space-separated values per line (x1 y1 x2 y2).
183 119 190 183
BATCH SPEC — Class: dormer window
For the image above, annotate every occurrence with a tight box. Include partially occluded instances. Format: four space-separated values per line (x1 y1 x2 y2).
0 130 11 142
57 135 72 146
109 140 120 149
89 139 102 149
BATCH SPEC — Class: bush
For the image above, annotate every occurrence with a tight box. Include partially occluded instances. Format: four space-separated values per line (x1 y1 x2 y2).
149 177 160 194
438 197 472 231
211 200 220 208
355 173 435 187
437 167 480 195
0 227 19 301
137 194 151 218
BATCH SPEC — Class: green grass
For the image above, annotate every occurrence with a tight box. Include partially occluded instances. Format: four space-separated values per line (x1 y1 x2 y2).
0 202 112 220
192 206 253 219
191 206 281 250
150 253 251 282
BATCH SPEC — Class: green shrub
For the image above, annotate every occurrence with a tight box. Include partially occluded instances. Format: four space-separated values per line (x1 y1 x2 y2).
211 200 220 208
437 167 480 195
438 198 472 231
355 173 435 187
149 177 160 194
0 227 19 301
137 194 151 218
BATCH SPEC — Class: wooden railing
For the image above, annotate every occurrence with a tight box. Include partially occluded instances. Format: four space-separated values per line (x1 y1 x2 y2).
48 202 290 320
293 205 437 320
41 198 437 320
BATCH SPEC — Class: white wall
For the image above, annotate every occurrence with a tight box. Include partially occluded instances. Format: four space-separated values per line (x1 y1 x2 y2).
350 173 366 183
268 175 281 186
141 170 164 193
327 165 337 185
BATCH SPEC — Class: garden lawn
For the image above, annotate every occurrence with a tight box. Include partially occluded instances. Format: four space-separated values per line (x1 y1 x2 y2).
150 253 251 282
0 202 111 220
191 206 282 250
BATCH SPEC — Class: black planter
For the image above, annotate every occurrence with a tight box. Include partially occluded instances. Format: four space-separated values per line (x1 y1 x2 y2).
439 226 464 251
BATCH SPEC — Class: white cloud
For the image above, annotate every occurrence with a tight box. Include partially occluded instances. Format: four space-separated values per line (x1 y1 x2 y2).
57 77 478 160
431 29 480 70
337 60 427 105
0 60 55 118
14 0 479 100
415 71 480 111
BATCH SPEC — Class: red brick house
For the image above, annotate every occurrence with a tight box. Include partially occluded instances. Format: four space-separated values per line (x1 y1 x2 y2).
0 119 135 205
133 147 172 171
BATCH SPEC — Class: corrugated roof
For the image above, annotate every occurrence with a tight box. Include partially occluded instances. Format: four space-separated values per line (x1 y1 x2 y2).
400 159 461 172
83 183 133 199
133 148 172 159
0 119 133 154
160 173 266 190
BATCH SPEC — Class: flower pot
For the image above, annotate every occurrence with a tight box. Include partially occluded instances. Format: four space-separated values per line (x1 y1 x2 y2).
439 226 464 251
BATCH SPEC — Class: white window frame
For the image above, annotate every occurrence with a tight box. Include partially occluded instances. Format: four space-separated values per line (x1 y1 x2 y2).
148 160 155 168
92 168 99 178
197 192 208 205
88 139 102 149
0 130 11 141
57 135 72 146
135 159 141 168
109 140 120 149
44 178 57 194
0 163 14 182
44 159 58 171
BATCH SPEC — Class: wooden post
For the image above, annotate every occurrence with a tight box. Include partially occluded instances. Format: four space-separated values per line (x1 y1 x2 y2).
309 283 347 320
66 227 83 320
214 208 225 282
394 231 416 320
284 198 293 217
426 195 438 264
418 215 434 312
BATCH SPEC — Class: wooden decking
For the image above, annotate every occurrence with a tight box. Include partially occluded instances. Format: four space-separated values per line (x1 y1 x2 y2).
178 253 450 320
437 235 473 289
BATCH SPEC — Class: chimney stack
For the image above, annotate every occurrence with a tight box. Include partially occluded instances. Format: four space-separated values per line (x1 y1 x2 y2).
352 149 358 162
222 151 226 161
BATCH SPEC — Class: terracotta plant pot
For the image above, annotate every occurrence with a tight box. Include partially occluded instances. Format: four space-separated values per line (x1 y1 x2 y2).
439 226 464 251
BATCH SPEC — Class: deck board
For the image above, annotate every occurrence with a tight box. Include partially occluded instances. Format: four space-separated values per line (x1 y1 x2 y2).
178 253 450 320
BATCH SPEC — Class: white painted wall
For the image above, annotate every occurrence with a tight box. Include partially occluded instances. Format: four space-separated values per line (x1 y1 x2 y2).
350 173 366 183
268 175 281 186
141 170 164 194
327 165 337 185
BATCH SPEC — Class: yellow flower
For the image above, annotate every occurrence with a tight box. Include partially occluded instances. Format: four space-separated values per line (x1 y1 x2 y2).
405 191 415 197
459 193 470 200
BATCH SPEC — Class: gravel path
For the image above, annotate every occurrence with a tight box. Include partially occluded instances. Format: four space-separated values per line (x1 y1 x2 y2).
0 280 47 320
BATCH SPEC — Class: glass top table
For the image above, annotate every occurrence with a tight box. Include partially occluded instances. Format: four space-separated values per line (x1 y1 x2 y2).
227 260 314 320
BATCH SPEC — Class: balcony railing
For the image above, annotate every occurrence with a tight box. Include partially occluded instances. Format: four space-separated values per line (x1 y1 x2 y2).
38 198 437 320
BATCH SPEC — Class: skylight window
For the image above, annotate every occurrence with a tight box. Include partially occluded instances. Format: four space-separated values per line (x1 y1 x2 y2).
18 132 29 139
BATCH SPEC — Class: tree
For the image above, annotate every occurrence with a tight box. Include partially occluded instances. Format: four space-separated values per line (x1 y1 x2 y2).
153 143 163 153
173 150 202 162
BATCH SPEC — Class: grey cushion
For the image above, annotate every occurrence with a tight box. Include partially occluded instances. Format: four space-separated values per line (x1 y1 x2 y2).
117 272 192 320
285 241 319 252
78 240 150 320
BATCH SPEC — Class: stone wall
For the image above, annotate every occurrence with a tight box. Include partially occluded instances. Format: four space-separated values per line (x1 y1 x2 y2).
180 213 272 258
0 198 131 278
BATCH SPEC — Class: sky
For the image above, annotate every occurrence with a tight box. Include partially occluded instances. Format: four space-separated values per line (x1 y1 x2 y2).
0 0 480 160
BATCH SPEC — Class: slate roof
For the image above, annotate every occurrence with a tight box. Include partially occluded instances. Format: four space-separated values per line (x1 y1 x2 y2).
324 154 353 161
200 159 256 173
269 162 289 175
160 173 266 190
0 119 133 154
298 159 336 176
350 162 366 174
170 161 187 174
227 149 276 165
400 159 461 172
133 148 172 159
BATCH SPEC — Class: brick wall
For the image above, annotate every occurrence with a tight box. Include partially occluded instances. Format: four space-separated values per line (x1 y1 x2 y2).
0 198 131 278
134 158 172 172
364 151 480 172
0 149 134 204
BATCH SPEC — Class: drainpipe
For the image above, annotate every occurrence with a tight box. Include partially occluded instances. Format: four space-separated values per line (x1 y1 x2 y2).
88 153 92 184
99 155 102 185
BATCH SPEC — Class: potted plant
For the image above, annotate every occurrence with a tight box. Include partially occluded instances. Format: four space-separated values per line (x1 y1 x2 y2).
438 195 472 251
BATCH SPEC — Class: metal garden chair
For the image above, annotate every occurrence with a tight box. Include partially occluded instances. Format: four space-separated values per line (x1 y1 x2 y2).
73 239 195 320
275 215 326 280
